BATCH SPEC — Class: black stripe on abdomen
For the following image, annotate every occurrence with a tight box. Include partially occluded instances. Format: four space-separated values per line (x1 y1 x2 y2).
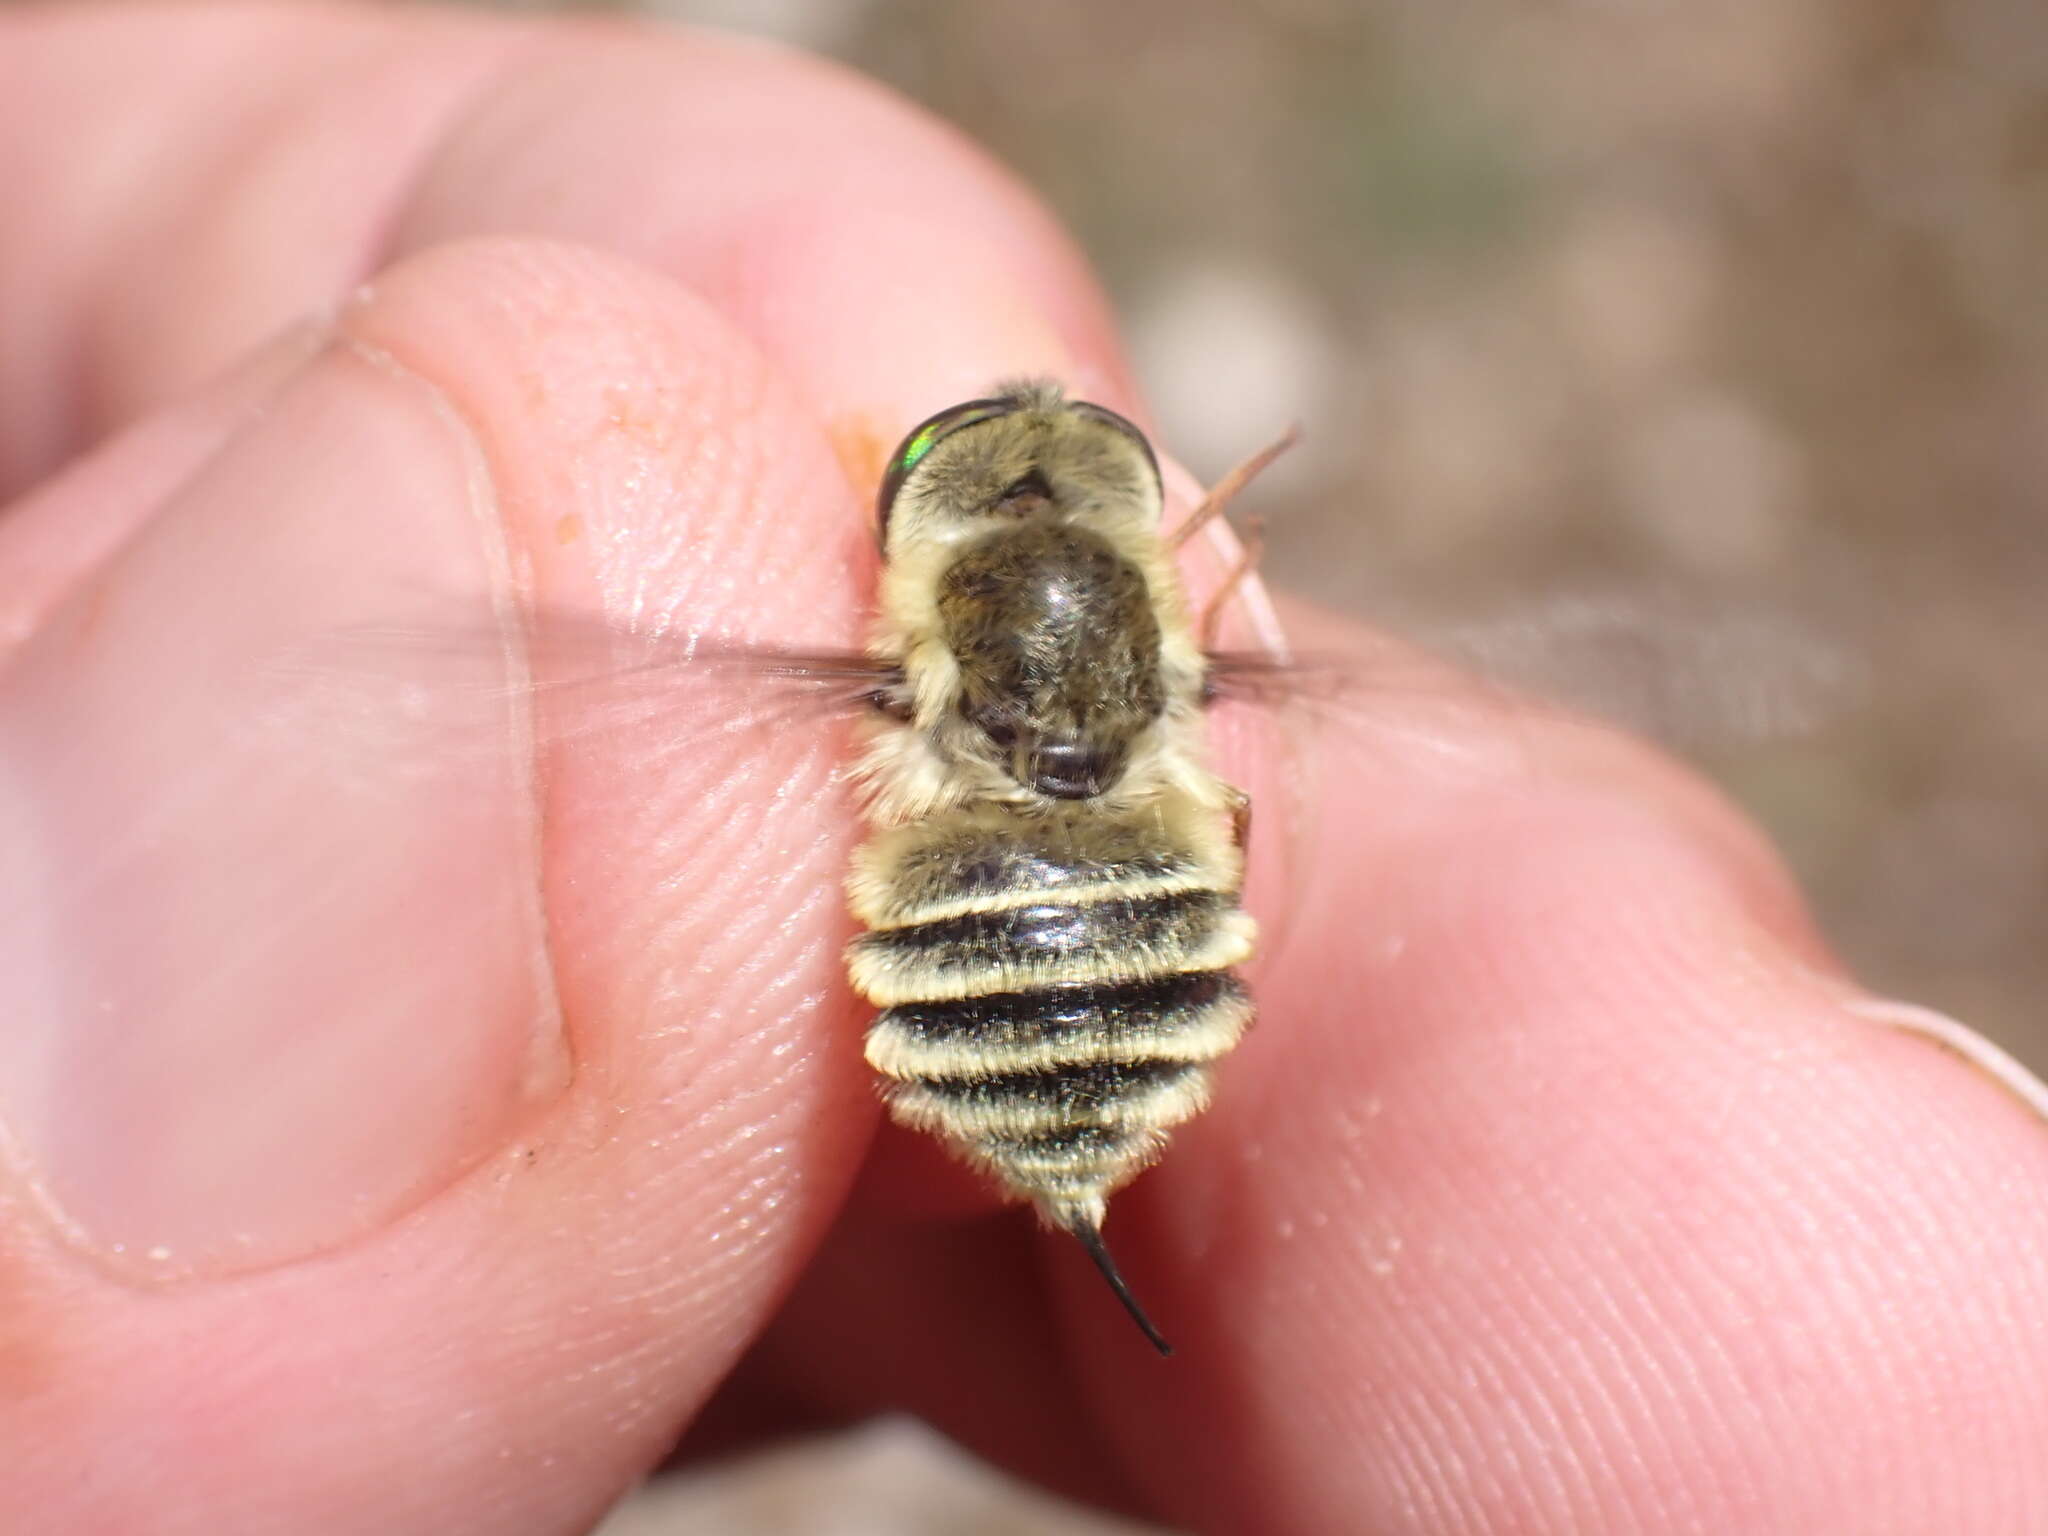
866 970 1248 1074
864 889 1223 967
847 888 1243 1005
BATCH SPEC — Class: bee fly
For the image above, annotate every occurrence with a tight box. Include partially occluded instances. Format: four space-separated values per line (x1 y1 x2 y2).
848 382 1285 1355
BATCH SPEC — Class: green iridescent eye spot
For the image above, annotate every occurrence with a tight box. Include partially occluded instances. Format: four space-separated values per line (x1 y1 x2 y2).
897 423 943 475
877 396 1016 542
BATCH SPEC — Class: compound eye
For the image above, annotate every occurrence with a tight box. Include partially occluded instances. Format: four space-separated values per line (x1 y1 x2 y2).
1066 400 1163 508
875 396 1018 542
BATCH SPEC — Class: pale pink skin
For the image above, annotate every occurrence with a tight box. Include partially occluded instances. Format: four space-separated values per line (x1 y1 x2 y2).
2 7 2046 1534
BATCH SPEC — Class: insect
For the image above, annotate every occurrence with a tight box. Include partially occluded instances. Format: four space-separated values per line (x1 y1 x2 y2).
846 382 1276 1355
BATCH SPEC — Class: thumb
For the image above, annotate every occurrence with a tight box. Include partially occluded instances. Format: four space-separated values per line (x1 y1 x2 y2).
0 239 874 1532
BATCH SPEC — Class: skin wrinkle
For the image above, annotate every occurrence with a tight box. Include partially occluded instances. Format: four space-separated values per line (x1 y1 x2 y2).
1566 1238 1740 1523
1533 1223 1730 1527
1474 1078 1794 1517
1493 1295 1629 1519
340 25 549 344
18 12 483 477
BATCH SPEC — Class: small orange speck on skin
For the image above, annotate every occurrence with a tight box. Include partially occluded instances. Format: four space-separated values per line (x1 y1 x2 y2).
554 514 583 546
829 414 893 493
0 1260 57 1396
602 385 673 450
72 581 111 644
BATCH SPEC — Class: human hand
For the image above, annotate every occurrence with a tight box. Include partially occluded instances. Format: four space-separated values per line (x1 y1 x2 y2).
3 7 2046 1532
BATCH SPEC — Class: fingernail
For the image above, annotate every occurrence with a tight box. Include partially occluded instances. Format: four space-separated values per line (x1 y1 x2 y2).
1845 996 2048 1126
0 340 570 1279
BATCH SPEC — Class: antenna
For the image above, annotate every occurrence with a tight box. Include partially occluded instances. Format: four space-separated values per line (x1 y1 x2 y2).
1067 1218 1173 1357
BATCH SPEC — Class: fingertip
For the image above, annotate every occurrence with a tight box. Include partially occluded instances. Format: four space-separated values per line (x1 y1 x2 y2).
1080 671 2048 1529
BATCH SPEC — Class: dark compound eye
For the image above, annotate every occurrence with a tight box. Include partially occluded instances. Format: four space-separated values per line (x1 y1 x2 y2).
1065 400 1163 508
875 396 1018 543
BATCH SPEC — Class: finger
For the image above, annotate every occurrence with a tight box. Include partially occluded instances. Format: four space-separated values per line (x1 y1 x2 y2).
0 5 1125 494
1072 610 2048 1531
0 239 877 1533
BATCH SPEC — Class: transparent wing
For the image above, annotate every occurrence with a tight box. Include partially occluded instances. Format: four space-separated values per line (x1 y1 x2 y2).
1210 584 1866 753
247 575 1865 813
244 607 900 795
1381 585 1868 749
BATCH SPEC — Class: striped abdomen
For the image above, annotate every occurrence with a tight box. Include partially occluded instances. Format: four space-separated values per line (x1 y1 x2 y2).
847 800 1254 1230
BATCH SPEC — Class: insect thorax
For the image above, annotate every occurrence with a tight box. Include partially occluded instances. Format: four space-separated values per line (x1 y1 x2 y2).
935 521 1167 800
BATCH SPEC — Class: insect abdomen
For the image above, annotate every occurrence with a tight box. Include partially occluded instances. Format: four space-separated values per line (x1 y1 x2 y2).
850 801 1254 1229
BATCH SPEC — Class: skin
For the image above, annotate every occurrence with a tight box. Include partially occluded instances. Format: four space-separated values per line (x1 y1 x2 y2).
2 6 2046 1533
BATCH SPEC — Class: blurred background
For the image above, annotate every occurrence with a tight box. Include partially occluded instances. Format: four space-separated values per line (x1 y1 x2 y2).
505 0 2043 1529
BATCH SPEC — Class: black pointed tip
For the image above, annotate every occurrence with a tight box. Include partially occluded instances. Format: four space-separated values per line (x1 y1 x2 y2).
1067 1217 1173 1357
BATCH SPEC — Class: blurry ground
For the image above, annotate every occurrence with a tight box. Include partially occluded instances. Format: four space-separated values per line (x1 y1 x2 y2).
500 1 2044 1529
